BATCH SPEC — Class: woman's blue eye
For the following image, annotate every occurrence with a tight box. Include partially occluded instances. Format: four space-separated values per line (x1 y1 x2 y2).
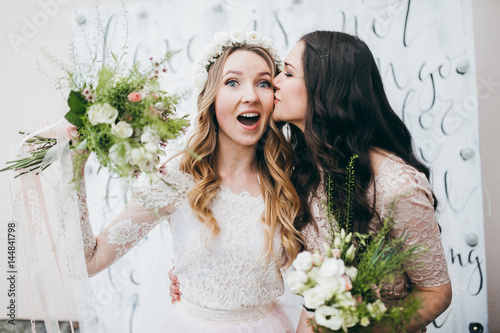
258 81 271 88
226 80 238 87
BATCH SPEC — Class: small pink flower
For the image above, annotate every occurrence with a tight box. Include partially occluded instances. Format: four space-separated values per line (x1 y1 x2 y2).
343 275 353 291
128 92 142 102
331 249 341 259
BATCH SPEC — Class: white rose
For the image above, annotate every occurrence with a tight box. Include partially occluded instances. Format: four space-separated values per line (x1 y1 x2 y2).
367 299 387 317
360 317 370 327
315 306 343 331
109 143 131 166
337 291 356 308
201 42 221 61
212 31 230 47
319 257 345 277
302 287 327 310
260 36 273 48
192 65 208 90
317 275 345 299
345 266 358 281
286 270 308 294
111 121 133 139
293 251 314 271
307 266 320 284
245 31 262 45
343 310 359 328
229 29 245 44
130 146 158 172
143 142 159 153
141 126 160 144
88 103 118 125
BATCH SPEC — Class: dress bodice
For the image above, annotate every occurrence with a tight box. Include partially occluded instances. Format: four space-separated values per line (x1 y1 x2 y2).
135 159 286 310
301 154 450 299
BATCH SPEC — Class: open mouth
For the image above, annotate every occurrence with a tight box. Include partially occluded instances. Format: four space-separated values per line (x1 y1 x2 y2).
237 113 260 127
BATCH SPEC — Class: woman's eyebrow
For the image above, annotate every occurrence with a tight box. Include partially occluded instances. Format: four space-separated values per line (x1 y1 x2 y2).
223 70 243 77
284 62 296 70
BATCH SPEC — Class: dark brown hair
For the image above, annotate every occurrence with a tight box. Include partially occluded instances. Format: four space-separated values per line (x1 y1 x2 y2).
290 30 437 234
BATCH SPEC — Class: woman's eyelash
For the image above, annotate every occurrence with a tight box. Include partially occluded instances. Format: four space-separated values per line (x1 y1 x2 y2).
258 81 271 88
225 79 238 87
284 72 293 77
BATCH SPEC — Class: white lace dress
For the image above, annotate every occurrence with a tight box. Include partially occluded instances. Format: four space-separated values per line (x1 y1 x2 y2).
79 159 294 332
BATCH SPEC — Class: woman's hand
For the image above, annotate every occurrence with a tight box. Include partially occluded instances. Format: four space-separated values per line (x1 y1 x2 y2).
168 267 181 304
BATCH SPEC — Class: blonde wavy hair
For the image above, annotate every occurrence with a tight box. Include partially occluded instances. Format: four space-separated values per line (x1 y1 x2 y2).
179 44 303 268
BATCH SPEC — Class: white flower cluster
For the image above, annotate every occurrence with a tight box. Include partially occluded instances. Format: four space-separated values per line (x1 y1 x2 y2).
191 30 282 90
286 229 388 331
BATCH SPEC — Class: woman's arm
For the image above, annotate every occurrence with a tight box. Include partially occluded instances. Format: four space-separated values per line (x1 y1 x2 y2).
78 179 175 276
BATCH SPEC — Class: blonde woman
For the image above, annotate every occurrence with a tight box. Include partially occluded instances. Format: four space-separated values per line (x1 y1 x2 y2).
77 31 302 332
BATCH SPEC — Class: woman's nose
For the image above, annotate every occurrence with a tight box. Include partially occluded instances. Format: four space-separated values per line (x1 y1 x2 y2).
273 72 282 90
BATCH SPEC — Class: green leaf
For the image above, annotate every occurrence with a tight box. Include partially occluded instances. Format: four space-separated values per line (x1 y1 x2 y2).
67 91 87 114
64 110 84 128
75 138 88 151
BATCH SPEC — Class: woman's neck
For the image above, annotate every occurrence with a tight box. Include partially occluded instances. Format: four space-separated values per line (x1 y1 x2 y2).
215 138 260 196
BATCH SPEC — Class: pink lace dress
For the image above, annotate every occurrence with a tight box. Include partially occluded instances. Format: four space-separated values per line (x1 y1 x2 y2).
301 153 450 300
78 158 293 332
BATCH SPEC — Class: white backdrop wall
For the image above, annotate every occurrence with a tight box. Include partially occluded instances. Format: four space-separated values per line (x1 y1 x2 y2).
0 0 498 332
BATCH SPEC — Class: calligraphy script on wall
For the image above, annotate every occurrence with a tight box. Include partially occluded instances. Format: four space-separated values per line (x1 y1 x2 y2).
72 0 487 332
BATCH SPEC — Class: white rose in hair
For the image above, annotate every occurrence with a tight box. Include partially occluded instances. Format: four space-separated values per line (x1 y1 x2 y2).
212 31 230 47
319 257 345 277
141 125 160 144
111 121 133 138
201 42 221 61
192 65 208 90
260 36 273 48
246 31 262 45
88 103 118 125
229 29 245 44
293 251 314 271
143 142 159 153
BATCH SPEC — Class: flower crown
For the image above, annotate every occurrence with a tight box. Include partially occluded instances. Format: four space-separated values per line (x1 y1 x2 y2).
191 30 282 90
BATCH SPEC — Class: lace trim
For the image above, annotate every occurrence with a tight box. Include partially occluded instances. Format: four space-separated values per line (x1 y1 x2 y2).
177 300 273 324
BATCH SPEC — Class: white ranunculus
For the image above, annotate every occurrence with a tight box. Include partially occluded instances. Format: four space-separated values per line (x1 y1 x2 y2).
293 251 314 271
286 270 308 294
141 125 160 144
315 306 343 331
109 143 131 167
303 287 327 310
212 31 230 47
111 121 133 139
88 103 118 125
260 36 273 48
229 29 245 44
130 146 157 172
245 31 262 45
319 257 345 277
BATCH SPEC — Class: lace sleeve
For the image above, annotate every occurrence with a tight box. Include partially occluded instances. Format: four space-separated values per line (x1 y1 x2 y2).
372 159 450 288
77 160 193 276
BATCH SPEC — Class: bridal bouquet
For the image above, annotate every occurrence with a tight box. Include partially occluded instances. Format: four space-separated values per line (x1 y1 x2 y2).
1 52 189 181
287 156 422 332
